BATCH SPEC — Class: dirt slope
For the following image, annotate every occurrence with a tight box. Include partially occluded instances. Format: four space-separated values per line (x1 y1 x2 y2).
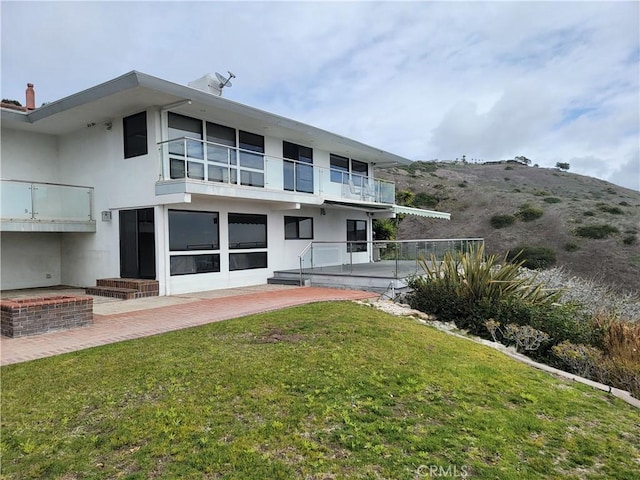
379 162 640 292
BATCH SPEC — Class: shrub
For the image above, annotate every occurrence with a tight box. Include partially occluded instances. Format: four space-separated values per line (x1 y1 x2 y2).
622 234 637 245
414 192 439 208
583 211 595 217
504 166 514 170
507 246 556 269
552 341 604 378
543 197 561 204
575 224 619 239
597 203 624 215
486 321 551 353
373 218 397 241
490 214 516 229
552 324 640 399
403 161 437 175
531 268 640 322
601 319 640 363
396 190 415 206
564 242 580 252
407 245 561 336
517 204 544 222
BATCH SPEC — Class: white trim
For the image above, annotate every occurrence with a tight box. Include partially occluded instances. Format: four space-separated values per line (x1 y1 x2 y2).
392 205 451 220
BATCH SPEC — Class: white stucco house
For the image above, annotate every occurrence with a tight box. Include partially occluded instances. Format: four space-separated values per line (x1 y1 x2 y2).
1 71 449 296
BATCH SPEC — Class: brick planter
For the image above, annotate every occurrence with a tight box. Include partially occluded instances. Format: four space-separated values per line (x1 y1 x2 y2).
1 295 93 338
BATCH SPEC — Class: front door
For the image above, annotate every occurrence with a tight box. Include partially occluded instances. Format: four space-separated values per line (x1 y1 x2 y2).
119 208 156 279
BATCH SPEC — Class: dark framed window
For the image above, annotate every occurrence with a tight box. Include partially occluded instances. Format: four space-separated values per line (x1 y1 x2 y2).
284 216 314 240
229 252 268 271
330 154 350 183
283 141 314 193
330 154 369 185
347 219 367 253
228 213 267 249
169 210 220 276
206 122 236 149
168 112 203 159
238 131 264 186
206 121 236 163
169 210 219 251
170 254 220 276
123 111 148 158
206 122 237 184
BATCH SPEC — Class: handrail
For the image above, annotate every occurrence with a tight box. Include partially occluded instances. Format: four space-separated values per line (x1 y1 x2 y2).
298 238 485 281
300 238 485 245
1 179 94 222
157 136 395 187
298 241 315 286
0 178 94 190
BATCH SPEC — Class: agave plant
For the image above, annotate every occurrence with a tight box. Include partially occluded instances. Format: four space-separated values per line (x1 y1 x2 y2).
416 244 561 307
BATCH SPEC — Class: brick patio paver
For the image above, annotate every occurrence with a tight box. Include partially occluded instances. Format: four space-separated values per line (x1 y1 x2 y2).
0 287 377 365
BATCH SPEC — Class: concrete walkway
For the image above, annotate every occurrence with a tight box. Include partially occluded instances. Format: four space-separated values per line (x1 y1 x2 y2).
1 285 377 366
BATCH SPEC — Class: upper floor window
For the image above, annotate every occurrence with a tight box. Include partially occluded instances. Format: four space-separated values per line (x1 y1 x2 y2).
330 154 350 183
238 131 265 187
168 112 203 159
330 154 369 185
166 113 265 187
123 111 148 158
283 141 314 193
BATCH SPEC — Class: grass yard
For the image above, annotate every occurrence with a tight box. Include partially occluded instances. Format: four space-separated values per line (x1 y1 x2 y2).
1 302 639 479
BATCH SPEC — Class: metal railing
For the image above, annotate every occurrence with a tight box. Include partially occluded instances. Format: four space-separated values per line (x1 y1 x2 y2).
1 179 94 222
299 238 485 282
157 137 396 204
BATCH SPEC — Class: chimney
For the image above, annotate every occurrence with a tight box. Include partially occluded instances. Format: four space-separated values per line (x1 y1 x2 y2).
25 83 35 110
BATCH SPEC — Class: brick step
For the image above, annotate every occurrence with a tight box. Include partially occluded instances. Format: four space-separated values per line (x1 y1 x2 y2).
85 286 139 300
96 278 159 293
267 277 308 286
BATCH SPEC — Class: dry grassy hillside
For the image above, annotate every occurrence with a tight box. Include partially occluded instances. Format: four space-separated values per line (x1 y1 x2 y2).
379 162 640 292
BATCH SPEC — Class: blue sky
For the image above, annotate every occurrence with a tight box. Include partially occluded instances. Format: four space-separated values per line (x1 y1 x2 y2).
2 0 639 190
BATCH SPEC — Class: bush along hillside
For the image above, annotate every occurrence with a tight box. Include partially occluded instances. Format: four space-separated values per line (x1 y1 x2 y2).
379 161 640 293
406 245 640 398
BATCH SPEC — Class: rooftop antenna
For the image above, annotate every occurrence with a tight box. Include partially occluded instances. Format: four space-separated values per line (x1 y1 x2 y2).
215 71 235 90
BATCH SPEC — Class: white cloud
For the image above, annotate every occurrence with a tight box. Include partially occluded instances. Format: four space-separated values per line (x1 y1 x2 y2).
1 0 638 190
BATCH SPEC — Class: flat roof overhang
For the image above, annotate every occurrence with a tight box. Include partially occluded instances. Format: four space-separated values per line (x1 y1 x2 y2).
1 71 411 167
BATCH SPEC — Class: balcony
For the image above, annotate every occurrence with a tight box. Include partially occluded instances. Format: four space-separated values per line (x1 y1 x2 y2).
269 238 485 293
155 137 396 206
0 180 95 232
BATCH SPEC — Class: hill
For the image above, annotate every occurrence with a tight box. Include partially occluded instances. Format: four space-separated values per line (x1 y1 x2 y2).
378 162 640 292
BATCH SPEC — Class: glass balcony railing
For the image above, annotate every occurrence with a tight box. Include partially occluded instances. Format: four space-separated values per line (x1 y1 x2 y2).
1 180 94 222
157 137 395 204
299 238 486 279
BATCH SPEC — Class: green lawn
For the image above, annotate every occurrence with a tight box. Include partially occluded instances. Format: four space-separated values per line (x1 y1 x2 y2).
2 302 639 479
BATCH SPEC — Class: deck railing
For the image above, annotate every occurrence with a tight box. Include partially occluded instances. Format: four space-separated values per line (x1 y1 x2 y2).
298 238 485 282
157 137 396 204
0 179 94 222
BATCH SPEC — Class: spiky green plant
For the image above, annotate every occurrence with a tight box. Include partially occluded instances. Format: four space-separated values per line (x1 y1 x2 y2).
414 244 560 307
